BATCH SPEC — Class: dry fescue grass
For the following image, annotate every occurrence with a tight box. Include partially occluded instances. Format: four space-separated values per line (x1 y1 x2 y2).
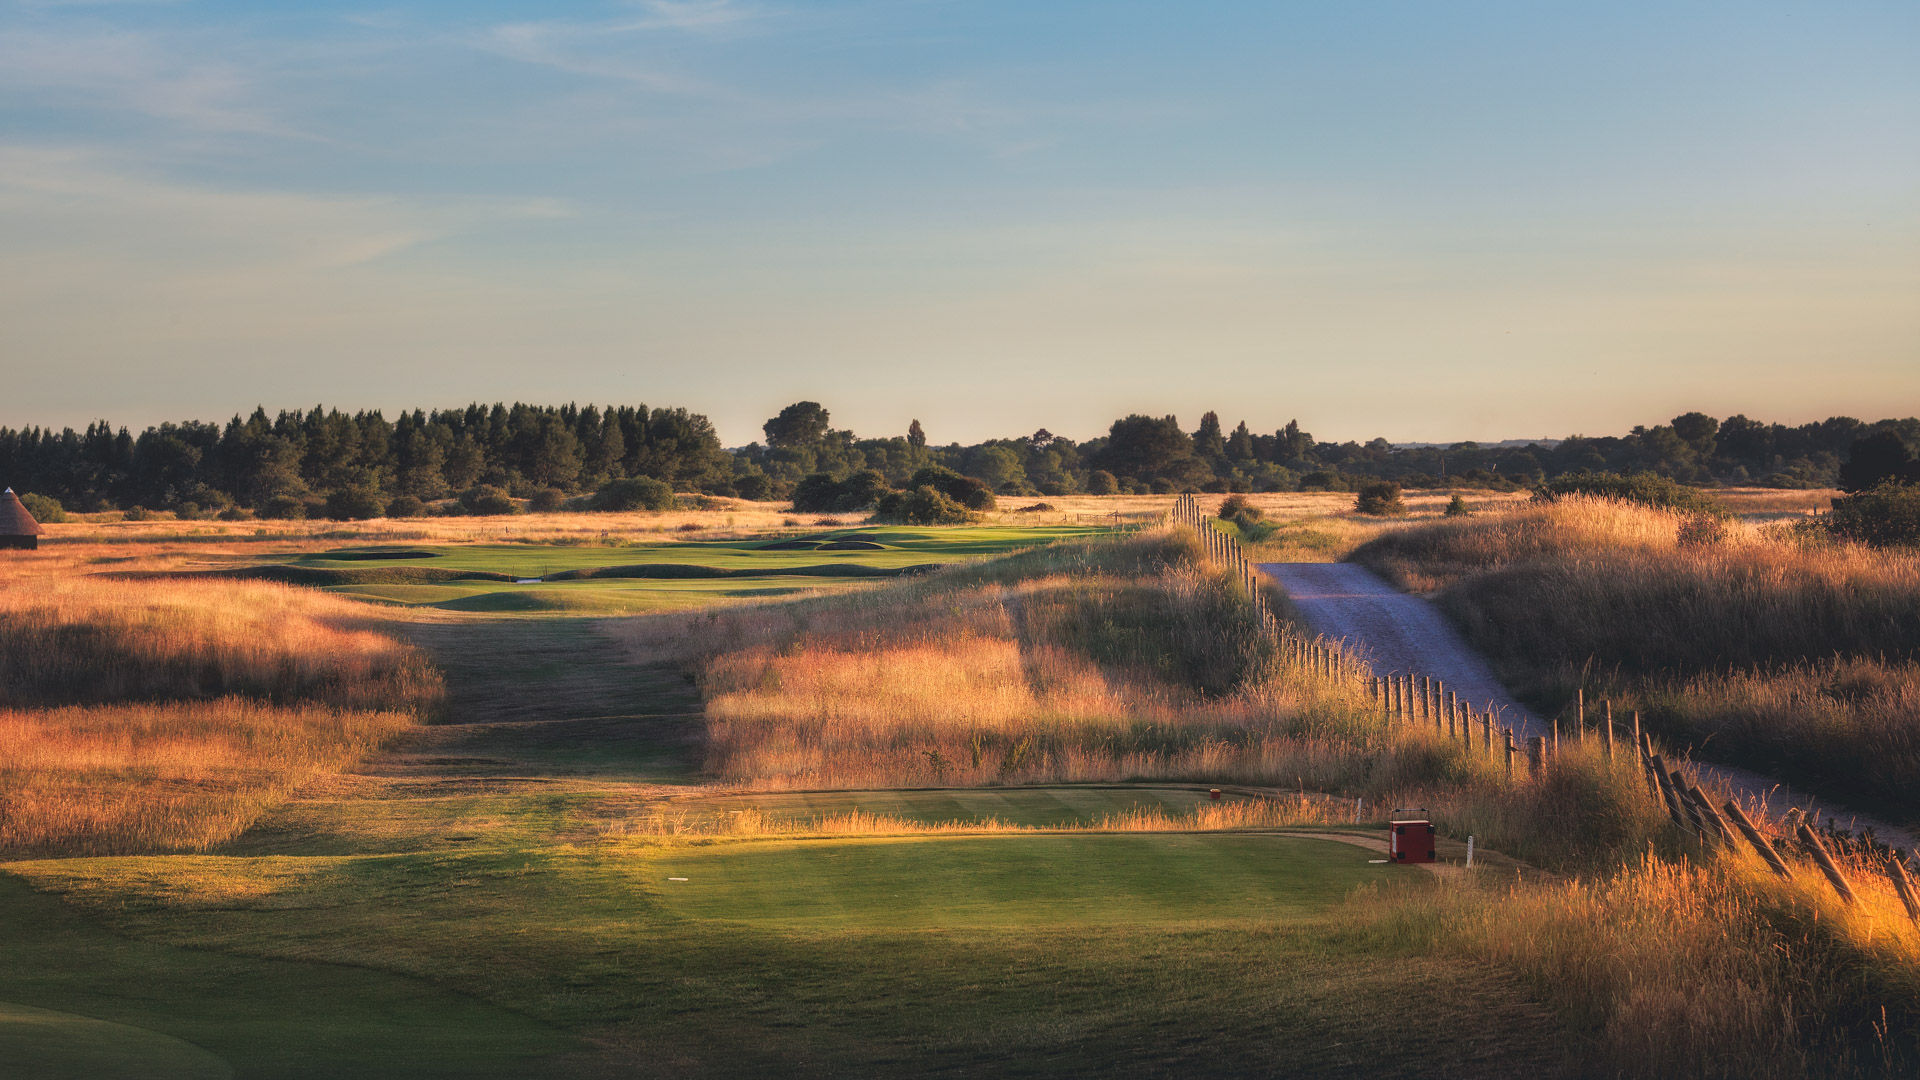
0 549 440 855
598 793 1352 840
0 569 440 711
0 700 413 856
1367 835 1920 1079
1351 497 1920 818
612 528 1408 792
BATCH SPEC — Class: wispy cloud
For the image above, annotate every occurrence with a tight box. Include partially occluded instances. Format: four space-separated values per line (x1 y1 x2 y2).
0 27 297 136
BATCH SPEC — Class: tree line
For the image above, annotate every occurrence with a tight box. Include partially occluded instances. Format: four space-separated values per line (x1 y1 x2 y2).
2 399 1916 517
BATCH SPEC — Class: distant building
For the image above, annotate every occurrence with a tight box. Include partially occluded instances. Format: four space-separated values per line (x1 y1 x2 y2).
1 488 44 550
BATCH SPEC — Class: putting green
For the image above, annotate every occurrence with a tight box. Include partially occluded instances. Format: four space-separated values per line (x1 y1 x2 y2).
648 833 1391 928
0 1001 232 1080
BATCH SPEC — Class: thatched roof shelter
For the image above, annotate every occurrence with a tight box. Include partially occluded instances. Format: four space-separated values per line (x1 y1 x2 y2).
1 488 44 549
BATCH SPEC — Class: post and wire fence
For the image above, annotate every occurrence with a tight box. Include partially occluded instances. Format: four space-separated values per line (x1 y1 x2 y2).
1163 492 1920 918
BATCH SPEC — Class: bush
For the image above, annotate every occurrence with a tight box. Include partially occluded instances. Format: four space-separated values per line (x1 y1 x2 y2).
258 495 307 521
1444 494 1470 517
589 477 673 512
791 470 889 513
905 466 996 512
1829 481 1920 548
732 471 773 502
528 487 567 513
1086 471 1119 495
873 485 973 525
122 506 158 521
459 485 517 516
1354 482 1406 517
18 493 66 523
216 506 253 521
386 495 426 519
1533 471 1722 516
325 487 388 521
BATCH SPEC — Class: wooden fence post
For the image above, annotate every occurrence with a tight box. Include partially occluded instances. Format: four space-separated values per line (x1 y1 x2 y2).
1446 690 1458 738
1723 800 1795 881
1603 700 1615 763
1687 784 1736 845
1887 860 1920 926
1504 730 1516 777
1576 688 1585 747
1648 754 1688 828
1527 736 1545 778
1481 713 1493 753
1797 823 1858 906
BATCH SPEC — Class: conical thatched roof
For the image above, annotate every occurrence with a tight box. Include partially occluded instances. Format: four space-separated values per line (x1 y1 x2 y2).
1 488 45 535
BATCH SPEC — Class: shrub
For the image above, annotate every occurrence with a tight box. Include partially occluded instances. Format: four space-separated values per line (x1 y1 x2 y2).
324 487 388 521
906 466 996 512
1086 471 1120 495
1534 471 1723 516
1354 482 1406 516
257 495 307 521
791 470 890 513
1444 494 1470 517
528 487 567 513
122 506 157 522
459 485 518 516
18 493 66 523
386 495 426 519
732 471 773 502
216 506 252 521
589 477 673 512
1675 513 1728 548
1828 481 1920 548
873 485 973 525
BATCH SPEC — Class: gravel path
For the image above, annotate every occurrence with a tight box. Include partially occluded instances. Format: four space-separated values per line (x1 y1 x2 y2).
1259 561 1919 851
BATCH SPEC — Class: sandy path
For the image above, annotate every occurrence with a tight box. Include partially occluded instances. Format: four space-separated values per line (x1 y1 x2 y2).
1259 561 1920 852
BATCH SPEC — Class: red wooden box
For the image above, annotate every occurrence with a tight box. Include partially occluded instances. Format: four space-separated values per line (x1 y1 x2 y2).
1390 819 1436 863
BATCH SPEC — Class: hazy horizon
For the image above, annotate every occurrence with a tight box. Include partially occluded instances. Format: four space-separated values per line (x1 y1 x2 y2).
4 1 1916 445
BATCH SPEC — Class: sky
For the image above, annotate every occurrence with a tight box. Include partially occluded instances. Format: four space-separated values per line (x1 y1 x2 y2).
1 1 1916 447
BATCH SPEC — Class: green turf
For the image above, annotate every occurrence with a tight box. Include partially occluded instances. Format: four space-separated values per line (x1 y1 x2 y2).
0 875 573 1079
286 526 1102 577
650 833 1389 927
324 575 872 613
246 524 1100 614
0 999 232 1080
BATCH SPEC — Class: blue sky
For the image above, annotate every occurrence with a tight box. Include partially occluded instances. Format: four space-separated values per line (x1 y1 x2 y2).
2 1 1915 444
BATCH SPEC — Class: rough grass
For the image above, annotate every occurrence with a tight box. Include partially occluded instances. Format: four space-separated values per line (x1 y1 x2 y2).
0 700 414 855
1352 497 1920 820
1362 839 1920 1079
0 552 440 856
0 572 440 711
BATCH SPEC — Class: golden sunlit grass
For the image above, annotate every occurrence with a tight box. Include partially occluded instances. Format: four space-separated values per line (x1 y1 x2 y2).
611 527 1402 792
600 793 1354 840
1352 495 1920 817
0 546 440 856
0 700 414 856
1373 838 1920 1079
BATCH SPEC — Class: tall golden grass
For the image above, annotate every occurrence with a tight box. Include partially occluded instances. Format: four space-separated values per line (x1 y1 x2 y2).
1 571 440 710
1353 497 1920 819
1366 835 1920 1079
0 552 440 855
598 793 1353 840
0 700 413 855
